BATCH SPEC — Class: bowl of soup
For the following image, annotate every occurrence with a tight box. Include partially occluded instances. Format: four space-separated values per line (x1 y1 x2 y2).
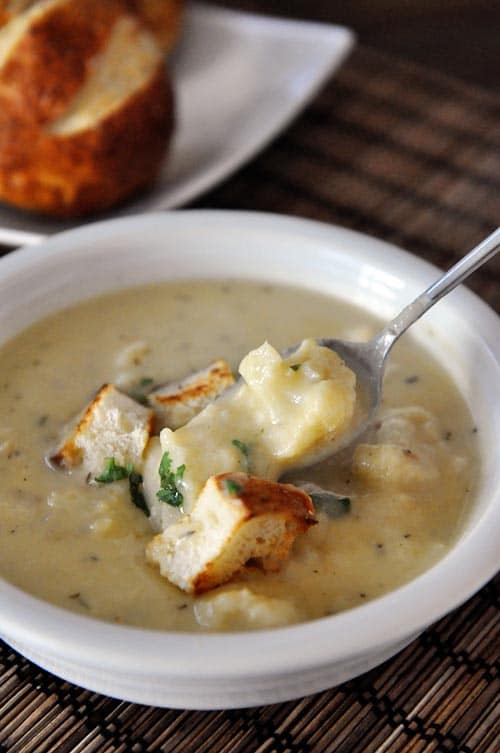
0 211 498 709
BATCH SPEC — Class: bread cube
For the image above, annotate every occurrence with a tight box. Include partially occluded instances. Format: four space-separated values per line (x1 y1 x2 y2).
146 472 316 594
52 383 154 476
148 359 234 430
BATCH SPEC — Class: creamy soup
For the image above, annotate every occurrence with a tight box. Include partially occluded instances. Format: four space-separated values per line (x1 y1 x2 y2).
0 281 477 630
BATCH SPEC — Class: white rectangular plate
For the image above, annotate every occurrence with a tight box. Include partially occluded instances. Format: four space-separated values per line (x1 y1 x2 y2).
0 2 354 245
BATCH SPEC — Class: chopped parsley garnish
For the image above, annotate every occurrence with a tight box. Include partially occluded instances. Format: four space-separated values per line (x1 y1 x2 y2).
290 363 301 371
156 451 186 507
95 457 149 517
224 478 243 496
128 377 155 405
231 439 250 470
128 469 149 516
95 457 130 483
309 491 351 518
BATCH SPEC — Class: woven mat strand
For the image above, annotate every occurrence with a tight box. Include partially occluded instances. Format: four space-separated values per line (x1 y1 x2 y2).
1 46 499 753
201 47 500 312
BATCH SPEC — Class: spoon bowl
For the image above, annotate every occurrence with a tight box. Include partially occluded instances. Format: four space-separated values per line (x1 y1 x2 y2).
270 227 499 471
307 227 500 458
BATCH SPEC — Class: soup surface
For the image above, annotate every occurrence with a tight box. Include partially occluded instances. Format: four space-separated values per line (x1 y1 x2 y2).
0 281 477 630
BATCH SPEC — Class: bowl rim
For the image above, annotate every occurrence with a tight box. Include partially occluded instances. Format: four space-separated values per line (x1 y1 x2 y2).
0 209 499 681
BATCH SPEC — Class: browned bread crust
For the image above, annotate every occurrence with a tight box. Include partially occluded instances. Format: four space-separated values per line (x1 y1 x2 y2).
0 0 175 216
147 473 317 595
51 383 154 473
0 1 124 124
125 0 184 53
0 67 174 216
0 2 32 26
0 0 184 51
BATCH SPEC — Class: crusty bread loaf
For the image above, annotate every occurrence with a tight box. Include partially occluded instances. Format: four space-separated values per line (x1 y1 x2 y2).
0 0 32 25
0 0 175 216
124 0 184 53
146 472 317 594
0 0 183 52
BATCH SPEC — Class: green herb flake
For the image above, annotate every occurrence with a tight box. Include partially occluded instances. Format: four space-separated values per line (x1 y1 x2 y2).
95 458 149 517
231 439 250 470
95 457 129 483
128 470 150 517
156 451 186 507
224 478 243 496
128 377 155 405
310 491 351 519
290 363 301 371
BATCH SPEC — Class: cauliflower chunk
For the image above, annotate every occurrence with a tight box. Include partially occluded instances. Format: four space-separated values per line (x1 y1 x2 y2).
146 472 316 594
239 339 356 468
353 406 444 490
52 384 153 476
353 443 440 489
144 339 356 511
142 436 184 532
195 587 300 630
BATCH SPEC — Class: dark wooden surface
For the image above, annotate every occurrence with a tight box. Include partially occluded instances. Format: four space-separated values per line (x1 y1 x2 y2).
217 0 500 91
1 39 499 753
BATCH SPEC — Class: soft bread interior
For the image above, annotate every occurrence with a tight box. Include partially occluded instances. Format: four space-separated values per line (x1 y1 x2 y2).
48 15 161 135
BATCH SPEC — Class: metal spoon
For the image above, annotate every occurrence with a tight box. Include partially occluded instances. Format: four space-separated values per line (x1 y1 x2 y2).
303 227 500 458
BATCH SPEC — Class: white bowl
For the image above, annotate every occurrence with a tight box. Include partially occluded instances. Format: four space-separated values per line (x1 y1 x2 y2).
0 211 499 709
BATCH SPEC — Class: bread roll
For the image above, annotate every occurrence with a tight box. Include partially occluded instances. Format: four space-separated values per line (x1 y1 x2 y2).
0 0 175 216
0 0 184 52
125 0 184 53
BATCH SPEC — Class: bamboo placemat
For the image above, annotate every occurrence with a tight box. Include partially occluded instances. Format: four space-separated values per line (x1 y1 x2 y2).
1 45 499 753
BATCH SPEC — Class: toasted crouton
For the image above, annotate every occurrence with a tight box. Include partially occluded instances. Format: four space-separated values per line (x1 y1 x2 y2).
52 383 154 476
146 472 316 594
148 359 234 430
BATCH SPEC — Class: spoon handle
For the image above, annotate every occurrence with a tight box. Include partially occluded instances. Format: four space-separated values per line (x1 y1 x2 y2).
426 227 500 303
374 227 500 357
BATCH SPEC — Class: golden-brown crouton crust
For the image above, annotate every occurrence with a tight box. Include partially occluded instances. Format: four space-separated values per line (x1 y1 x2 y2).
192 473 317 594
51 383 155 468
152 361 234 407
51 383 114 468
215 472 317 523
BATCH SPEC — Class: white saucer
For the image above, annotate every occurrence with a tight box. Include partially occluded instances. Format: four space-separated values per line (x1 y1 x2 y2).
0 3 354 246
